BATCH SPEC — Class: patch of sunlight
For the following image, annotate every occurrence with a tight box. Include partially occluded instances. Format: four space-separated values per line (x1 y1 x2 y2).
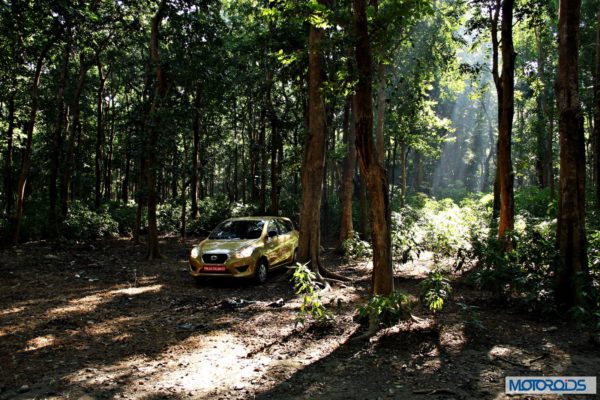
0 305 26 317
48 284 163 317
24 334 56 351
48 293 105 317
153 334 252 393
88 316 138 337
66 324 348 398
112 284 163 296
438 322 467 354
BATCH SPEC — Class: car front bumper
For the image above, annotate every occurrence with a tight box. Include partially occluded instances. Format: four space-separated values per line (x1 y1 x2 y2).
189 255 256 278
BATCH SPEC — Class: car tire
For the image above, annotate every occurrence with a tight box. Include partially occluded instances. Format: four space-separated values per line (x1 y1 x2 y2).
255 259 268 284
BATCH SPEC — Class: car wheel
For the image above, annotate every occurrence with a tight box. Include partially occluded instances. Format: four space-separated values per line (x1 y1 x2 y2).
255 259 268 284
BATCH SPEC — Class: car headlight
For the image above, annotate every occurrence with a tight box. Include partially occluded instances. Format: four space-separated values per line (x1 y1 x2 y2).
235 247 254 258
191 247 200 258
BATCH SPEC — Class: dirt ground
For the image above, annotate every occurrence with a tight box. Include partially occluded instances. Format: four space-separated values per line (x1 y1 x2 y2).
1 237 599 400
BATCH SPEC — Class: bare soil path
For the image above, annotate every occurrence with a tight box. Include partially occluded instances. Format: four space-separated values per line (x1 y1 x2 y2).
0 238 599 399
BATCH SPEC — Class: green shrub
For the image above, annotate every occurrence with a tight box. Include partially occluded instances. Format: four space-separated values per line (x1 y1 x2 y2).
341 231 372 260
105 201 137 234
420 269 452 313
62 201 119 240
391 206 423 263
157 202 181 234
514 187 556 218
390 194 490 263
467 216 557 314
356 290 413 327
19 200 51 241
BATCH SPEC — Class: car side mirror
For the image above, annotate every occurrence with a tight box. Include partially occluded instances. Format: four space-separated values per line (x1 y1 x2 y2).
268 230 277 238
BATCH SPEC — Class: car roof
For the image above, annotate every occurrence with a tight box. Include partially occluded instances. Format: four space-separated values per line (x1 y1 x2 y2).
226 216 291 221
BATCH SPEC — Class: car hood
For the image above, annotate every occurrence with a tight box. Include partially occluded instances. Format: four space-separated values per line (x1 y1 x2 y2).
200 239 260 254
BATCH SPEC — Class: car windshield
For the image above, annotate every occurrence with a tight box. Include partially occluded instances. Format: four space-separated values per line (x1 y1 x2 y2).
209 220 265 240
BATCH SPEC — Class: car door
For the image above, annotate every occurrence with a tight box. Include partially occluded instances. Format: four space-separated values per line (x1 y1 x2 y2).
275 219 293 262
263 219 280 266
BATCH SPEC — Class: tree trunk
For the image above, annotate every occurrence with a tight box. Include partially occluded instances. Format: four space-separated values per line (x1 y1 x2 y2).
497 0 515 241
594 7 600 208
61 52 88 217
259 105 267 214
535 29 548 189
413 152 422 191
490 0 502 220
375 63 386 164
354 0 393 296
555 0 588 307
95 54 107 210
191 85 201 218
338 98 356 246
4 94 15 216
104 95 115 200
298 0 328 278
145 0 168 260
10 38 55 244
49 41 70 223
400 142 407 207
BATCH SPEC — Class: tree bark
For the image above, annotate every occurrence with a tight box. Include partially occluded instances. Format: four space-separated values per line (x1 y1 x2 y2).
145 0 168 260
497 0 515 241
555 0 588 307
490 0 502 220
354 0 393 296
191 85 201 218
10 38 55 244
594 7 600 208
375 63 386 164
61 52 89 217
338 98 356 246
95 54 107 210
4 94 15 216
298 0 328 278
104 95 115 200
49 41 71 223
535 29 549 189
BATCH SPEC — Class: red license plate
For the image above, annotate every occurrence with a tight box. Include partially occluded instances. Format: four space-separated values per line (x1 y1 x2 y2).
203 265 227 272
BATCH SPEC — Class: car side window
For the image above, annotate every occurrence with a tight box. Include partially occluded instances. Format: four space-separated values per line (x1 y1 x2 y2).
275 219 288 235
268 220 280 236
284 220 294 232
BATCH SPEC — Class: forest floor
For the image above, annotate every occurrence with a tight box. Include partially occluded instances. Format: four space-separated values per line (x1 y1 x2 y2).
1 237 599 400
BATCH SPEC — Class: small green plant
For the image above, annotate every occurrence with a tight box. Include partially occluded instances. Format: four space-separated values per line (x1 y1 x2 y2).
457 301 485 331
341 231 372 260
420 269 452 313
357 290 413 327
291 262 333 327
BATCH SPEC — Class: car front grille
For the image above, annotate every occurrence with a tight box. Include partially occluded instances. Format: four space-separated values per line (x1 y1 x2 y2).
202 253 228 264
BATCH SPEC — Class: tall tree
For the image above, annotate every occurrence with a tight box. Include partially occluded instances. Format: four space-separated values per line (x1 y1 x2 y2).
353 0 393 295
555 0 588 307
10 37 56 243
338 98 356 247
594 6 600 208
497 0 515 241
298 0 328 279
145 0 168 260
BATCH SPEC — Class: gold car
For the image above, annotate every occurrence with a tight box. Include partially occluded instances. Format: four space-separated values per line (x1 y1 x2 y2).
189 217 299 283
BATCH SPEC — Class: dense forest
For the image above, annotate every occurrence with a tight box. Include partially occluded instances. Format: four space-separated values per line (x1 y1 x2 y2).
2 0 600 393
2 0 600 397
